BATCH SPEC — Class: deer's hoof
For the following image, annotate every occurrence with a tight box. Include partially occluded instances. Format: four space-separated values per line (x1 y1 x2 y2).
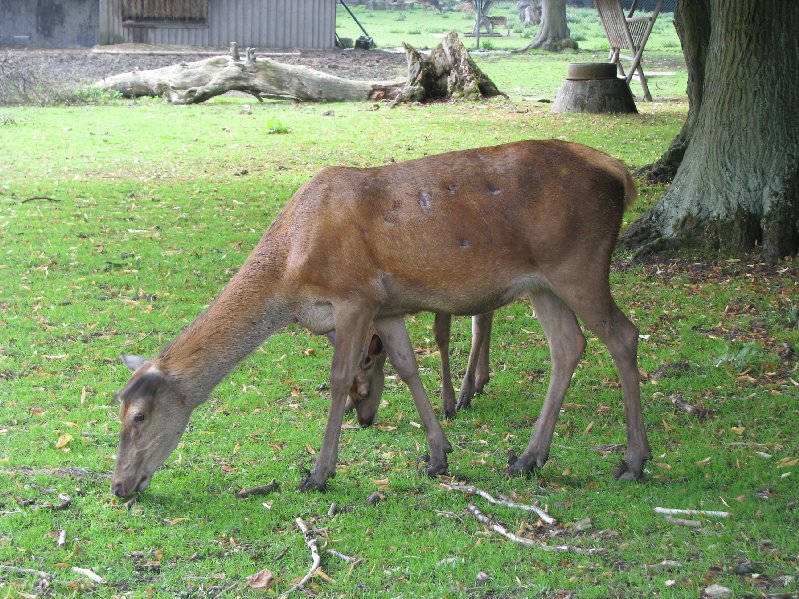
505 451 545 478
421 453 448 478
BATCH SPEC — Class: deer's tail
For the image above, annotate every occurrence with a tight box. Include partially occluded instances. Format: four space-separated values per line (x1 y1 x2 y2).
622 168 638 210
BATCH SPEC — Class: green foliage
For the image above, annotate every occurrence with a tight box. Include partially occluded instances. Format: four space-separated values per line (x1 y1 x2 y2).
264 116 289 134
63 86 124 105
0 87 796 598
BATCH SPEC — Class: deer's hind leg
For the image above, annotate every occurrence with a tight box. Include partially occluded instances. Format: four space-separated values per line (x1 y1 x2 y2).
433 313 457 419
564 289 651 480
507 290 585 476
456 312 494 411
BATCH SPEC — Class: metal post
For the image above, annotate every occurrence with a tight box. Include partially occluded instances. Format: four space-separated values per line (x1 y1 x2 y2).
476 0 482 49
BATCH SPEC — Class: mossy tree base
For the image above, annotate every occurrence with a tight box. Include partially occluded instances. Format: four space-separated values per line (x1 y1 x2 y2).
623 0 798 260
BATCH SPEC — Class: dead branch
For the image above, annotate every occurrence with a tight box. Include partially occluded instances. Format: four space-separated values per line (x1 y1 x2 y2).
235 480 280 499
51 494 72 511
442 483 556 525
654 507 730 518
282 517 321 597
465 505 603 555
364 491 384 506
95 32 503 106
71 566 106 584
0 564 54 579
325 548 361 564
21 196 60 204
669 393 709 419
664 516 702 527
57 529 67 548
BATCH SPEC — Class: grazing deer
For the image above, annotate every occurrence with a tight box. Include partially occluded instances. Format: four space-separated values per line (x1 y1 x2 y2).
344 312 493 425
111 140 651 498
487 16 510 36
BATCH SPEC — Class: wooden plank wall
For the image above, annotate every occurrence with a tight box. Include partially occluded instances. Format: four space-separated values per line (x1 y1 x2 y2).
99 0 337 49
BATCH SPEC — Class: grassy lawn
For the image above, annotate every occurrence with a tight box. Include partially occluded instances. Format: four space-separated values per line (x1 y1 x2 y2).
1 10 798 599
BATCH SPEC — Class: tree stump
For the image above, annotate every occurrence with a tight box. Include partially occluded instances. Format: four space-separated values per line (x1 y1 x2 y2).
551 63 636 114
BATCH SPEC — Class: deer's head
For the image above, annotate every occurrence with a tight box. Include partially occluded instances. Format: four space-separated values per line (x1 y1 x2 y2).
111 355 192 498
338 332 387 427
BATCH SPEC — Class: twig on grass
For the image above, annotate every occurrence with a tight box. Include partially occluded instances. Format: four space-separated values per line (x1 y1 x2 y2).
0 564 54 579
465 505 603 555
51 494 72 511
281 517 321 597
57 529 67 548
664 516 702 527
71 566 106 584
19 195 60 205
654 507 730 518
325 548 361 564
442 483 557 525
234 480 280 499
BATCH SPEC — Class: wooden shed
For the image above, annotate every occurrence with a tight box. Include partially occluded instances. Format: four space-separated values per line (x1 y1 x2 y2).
0 0 338 49
100 0 337 49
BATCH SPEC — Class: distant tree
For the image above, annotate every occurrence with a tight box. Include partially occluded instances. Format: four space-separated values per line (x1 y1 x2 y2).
517 0 576 51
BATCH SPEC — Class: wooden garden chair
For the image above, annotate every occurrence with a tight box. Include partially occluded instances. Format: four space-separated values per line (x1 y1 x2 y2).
595 0 664 101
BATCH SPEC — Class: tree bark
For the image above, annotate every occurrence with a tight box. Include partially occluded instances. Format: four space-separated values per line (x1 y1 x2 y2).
516 0 577 52
95 33 503 105
622 0 799 259
637 0 710 183
96 52 406 104
396 30 505 103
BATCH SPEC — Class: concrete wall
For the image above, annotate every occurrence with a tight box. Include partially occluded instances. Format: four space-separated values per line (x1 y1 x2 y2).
1 0 99 47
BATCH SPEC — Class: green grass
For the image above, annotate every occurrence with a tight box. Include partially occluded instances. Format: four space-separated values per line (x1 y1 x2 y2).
1 67 797 598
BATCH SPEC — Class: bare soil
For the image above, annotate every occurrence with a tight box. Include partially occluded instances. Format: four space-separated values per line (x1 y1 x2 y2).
4 45 408 89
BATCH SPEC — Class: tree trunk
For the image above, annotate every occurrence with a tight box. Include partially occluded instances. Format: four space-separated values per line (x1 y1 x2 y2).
637 0 710 183
95 51 406 104
622 0 799 259
517 0 577 52
95 33 503 106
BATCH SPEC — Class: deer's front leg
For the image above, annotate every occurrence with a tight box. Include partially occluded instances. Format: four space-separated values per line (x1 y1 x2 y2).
300 303 375 492
374 316 452 477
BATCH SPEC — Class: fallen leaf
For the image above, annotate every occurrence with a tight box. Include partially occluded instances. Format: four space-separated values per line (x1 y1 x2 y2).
776 457 798 468
246 568 274 590
696 457 712 467
56 434 73 449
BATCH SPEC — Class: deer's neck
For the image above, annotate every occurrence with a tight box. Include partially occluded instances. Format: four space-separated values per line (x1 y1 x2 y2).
156 251 292 402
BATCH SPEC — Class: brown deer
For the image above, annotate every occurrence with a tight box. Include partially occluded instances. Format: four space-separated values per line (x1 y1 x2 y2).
343 312 493 425
111 140 651 498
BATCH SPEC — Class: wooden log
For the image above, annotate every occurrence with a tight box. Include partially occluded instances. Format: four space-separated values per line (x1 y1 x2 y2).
95 32 504 105
95 54 406 104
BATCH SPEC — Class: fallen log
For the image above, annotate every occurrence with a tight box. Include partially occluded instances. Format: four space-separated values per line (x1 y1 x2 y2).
95 32 504 105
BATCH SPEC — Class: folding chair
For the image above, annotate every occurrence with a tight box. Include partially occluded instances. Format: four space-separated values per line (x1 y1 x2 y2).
595 0 664 101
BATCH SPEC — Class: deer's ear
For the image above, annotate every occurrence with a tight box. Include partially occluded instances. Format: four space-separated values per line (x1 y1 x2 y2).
121 354 148 372
367 333 384 358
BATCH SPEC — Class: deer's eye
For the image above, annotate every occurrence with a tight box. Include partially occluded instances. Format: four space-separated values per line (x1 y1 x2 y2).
133 413 145 423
